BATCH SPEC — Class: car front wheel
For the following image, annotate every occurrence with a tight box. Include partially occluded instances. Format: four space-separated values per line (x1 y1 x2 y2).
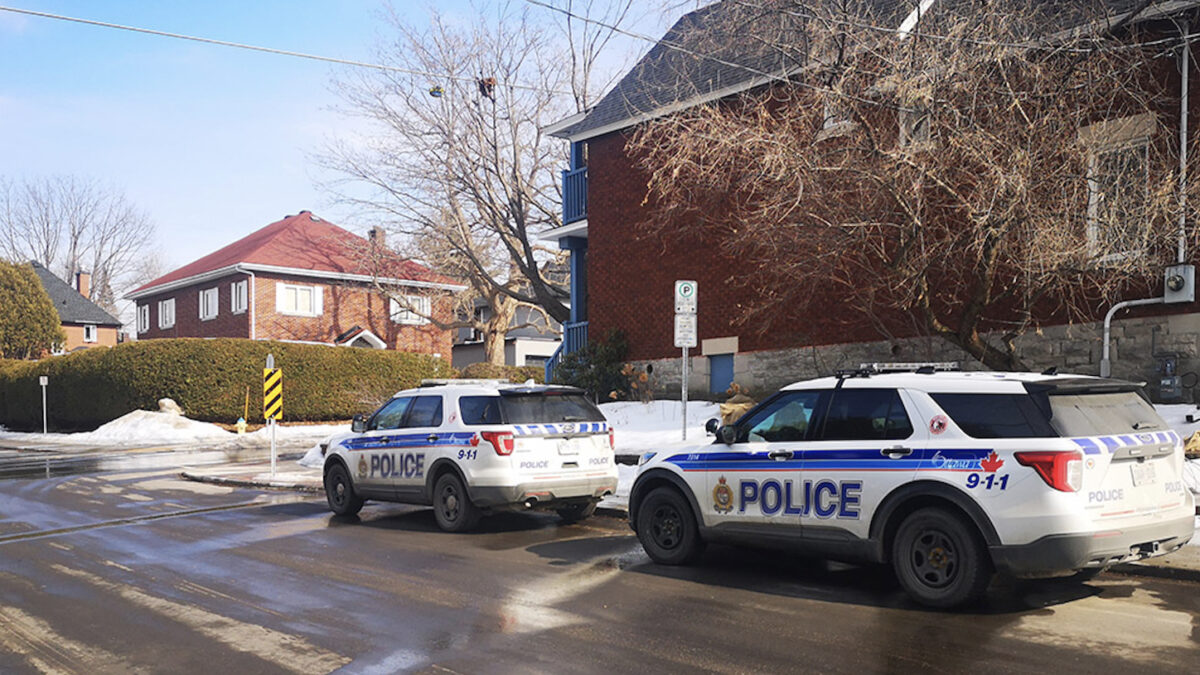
892 507 992 609
636 487 706 565
433 473 481 532
324 462 364 517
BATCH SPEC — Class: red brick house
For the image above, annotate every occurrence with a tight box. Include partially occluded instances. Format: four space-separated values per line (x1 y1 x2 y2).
127 211 462 356
544 0 1200 400
30 262 122 352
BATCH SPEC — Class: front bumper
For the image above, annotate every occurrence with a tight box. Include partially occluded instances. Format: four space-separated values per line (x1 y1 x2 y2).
468 475 617 509
990 514 1195 576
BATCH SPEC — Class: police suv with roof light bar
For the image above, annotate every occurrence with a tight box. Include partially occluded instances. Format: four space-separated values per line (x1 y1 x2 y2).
628 366 1194 608
321 380 617 531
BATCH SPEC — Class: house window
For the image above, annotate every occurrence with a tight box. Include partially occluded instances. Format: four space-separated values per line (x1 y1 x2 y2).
199 287 219 321
276 283 322 317
899 107 931 148
137 305 150 334
391 295 431 325
158 298 175 329
83 324 97 343
231 280 248 314
1080 113 1155 257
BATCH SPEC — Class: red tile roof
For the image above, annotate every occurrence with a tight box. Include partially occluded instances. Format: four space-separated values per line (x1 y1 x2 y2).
133 211 456 293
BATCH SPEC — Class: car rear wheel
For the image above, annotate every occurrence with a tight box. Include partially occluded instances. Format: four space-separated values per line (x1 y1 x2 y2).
556 500 598 524
324 462 364 517
892 507 992 609
433 473 481 532
636 487 706 565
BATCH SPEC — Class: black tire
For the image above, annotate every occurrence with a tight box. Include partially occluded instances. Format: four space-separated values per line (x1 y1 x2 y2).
892 507 992 609
556 500 599 524
433 472 481 532
324 462 364 517
635 487 706 565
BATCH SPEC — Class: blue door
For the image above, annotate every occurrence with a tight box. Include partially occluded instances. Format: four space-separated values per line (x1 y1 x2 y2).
709 354 734 394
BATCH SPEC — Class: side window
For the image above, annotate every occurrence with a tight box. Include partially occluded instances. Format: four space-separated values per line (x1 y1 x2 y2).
460 396 502 425
371 397 412 431
820 389 913 441
403 395 443 428
737 391 824 443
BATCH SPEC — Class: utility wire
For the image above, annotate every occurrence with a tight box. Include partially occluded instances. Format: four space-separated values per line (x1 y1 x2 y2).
0 4 572 95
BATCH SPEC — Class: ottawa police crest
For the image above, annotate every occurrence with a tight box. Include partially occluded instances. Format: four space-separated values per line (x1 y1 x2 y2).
357 455 369 480
713 476 734 513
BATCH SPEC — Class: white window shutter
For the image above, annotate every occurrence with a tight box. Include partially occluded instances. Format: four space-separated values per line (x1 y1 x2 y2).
314 286 324 315
275 282 285 313
199 290 205 319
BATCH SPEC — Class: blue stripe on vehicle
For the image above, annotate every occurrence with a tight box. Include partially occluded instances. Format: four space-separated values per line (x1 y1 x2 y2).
664 448 994 472
1071 438 1102 455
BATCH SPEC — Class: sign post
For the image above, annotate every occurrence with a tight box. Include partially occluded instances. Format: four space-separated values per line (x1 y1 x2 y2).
39 376 48 434
263 354 283 477
674 281 698 441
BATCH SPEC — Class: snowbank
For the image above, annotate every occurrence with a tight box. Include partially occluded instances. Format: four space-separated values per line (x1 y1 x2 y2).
599 400 723 455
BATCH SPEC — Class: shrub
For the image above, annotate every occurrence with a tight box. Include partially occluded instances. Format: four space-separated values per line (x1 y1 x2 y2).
457 361 544 384
0 339 453 431
551 330 628 401
0 261 65 358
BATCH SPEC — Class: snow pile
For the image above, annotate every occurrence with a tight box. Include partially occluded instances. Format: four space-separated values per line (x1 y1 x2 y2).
599 400 723 456
83 410 233 444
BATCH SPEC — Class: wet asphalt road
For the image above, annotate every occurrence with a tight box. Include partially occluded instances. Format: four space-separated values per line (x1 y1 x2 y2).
0 468 1198 674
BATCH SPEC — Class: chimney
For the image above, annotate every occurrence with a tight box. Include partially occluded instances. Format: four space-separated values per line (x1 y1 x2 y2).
75 271 91 298
369 226 386 247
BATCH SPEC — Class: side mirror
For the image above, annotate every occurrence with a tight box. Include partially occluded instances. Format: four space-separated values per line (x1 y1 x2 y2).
704 418 720 435
718 426 738 445
351 414 368 433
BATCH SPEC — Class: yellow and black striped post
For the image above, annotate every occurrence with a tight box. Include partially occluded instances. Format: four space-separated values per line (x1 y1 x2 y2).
263 368 283 421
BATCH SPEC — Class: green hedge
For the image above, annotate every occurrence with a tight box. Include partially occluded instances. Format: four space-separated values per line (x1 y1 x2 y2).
0 339 453 431
457 361 545 384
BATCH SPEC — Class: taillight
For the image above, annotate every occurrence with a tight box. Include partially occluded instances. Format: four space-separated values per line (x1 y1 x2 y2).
608 428 615 450
480 431 515 456
1015 451 1082 492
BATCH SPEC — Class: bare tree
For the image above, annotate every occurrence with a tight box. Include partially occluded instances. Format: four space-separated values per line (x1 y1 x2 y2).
321 1 631 364
628 0 1198 370
0 175 156 318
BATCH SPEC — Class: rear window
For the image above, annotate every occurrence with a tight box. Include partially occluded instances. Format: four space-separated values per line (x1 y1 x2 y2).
930 394 1056 439
1047 392 1163 436
500 393 605 424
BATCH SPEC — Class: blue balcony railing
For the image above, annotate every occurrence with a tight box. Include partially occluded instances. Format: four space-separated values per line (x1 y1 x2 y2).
562 166 587 225
545 320 588 382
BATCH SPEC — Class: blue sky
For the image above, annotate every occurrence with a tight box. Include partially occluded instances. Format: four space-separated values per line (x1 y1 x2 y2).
0 1 675 279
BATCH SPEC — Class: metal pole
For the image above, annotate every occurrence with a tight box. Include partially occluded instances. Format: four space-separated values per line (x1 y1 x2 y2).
41 383 47 434
681 346 689 441
270 419 277 477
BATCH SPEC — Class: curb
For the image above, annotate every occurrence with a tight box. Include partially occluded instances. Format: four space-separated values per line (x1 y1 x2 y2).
179 471 324 494
1108 560 1200 584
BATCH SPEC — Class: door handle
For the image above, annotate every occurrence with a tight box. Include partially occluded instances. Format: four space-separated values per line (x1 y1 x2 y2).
768 450 793 461
427 434 439 443
881 446 912 458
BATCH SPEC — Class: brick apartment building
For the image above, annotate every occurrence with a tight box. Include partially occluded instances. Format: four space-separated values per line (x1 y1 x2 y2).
543 0 1200 399
127 211 463 356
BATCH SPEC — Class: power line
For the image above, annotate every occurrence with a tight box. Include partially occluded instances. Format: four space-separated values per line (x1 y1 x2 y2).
0 4 571 95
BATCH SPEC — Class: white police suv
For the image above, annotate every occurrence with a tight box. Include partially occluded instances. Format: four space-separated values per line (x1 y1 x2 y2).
321 380 617 531
628 365 1195 608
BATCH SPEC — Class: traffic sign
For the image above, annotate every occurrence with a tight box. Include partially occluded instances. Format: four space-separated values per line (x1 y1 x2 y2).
674 280 697 314
263 368 283 421
674 313 697 348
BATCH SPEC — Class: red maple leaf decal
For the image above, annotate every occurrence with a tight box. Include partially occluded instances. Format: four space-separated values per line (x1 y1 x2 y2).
980 451 1004 473
470 434 481 447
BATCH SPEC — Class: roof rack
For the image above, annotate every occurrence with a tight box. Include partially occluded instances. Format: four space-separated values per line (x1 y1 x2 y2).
419 378 510 387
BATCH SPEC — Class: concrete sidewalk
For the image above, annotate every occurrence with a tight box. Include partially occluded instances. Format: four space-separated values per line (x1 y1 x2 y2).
180 461 1200 585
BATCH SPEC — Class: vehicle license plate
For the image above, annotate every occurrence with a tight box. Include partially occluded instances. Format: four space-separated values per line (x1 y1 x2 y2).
1131 461 1156 487
558 438 583 455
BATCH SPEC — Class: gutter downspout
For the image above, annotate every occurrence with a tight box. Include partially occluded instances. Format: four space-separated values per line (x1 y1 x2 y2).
1179 20 1190 264
1100 297 1163 377
237 265 257 340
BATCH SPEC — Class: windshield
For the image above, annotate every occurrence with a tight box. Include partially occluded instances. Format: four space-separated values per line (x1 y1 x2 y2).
499 393 605 424
1047 391 1164 436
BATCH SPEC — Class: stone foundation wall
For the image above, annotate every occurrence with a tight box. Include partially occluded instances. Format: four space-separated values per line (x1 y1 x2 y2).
634 313 1200 403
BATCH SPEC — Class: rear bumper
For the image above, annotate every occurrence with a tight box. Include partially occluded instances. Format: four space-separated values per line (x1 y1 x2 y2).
990 514 1195 576
468 475 618 509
